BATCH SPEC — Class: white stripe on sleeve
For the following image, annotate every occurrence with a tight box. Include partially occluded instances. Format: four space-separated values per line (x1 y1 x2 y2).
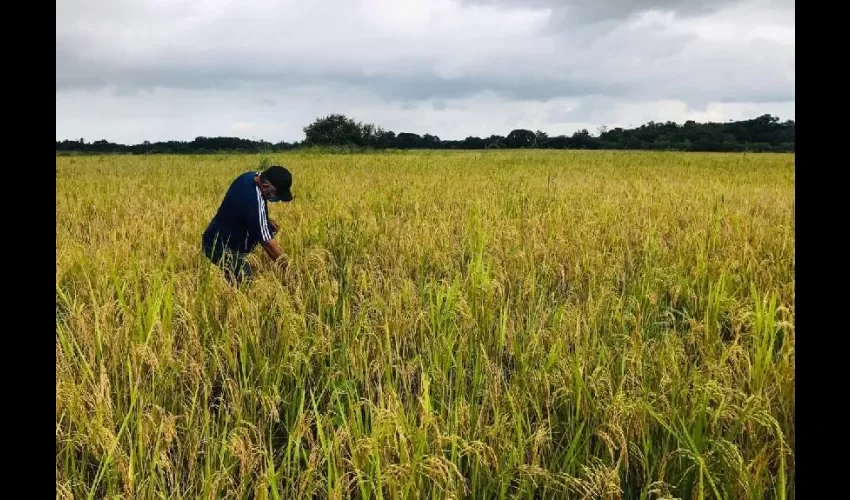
255 187 272 241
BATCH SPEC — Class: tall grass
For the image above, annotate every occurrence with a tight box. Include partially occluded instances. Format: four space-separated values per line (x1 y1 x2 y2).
56 150 795 499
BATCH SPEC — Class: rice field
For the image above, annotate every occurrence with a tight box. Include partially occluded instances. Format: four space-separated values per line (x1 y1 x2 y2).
55 150 795 499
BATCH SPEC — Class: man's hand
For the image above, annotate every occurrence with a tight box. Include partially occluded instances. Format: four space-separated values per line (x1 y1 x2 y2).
261 239 289 277
276 256 289 276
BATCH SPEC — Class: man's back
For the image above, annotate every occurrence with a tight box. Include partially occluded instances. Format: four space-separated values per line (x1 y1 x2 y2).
203 172 272 254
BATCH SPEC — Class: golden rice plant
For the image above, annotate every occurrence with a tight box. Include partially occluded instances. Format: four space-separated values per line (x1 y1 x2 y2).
56 150 795 499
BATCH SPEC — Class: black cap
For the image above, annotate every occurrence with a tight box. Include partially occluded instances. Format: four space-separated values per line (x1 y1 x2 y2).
262 166 293 202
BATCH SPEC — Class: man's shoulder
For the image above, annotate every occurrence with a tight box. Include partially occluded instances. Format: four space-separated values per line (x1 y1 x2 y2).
228 172 263 217
233 171 258 185
227 172 259 197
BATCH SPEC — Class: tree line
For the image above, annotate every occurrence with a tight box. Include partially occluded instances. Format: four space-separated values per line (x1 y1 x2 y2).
56 113 794 154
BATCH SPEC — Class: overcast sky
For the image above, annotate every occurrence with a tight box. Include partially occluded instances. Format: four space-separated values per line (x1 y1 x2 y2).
56 0 794 144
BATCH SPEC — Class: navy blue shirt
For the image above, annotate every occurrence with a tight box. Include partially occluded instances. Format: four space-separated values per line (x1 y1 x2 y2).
203 172 274 254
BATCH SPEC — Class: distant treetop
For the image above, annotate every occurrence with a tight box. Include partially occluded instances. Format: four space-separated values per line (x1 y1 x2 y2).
57 113 794 154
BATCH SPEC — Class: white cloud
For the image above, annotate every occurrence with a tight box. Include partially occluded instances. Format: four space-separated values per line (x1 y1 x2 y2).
230 122 256 133
56 0 794 142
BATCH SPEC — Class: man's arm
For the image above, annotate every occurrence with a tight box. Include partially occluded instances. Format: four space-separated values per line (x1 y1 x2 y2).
250 191 286 269
261 239 285 265
261 240 289 277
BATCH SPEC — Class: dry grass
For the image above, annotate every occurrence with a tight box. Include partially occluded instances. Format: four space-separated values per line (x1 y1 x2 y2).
56 150 794 499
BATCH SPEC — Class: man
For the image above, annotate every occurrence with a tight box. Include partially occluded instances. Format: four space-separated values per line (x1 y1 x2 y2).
202 165 293 285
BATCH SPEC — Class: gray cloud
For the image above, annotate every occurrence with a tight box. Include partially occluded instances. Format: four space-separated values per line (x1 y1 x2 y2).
464 0 794 26
56 54 633 103
462 0 739 24
56 0 794 142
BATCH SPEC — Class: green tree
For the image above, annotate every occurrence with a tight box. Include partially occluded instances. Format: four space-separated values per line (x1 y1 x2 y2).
505 129 536 148
303 114 363 146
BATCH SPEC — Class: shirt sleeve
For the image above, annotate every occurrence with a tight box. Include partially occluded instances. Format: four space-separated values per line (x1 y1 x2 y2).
250 187 273 243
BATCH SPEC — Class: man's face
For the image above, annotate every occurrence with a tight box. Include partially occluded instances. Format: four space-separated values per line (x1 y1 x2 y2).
259 180 278 201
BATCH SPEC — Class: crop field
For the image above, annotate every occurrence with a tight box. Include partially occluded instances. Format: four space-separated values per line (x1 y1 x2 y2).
56 150 795 499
